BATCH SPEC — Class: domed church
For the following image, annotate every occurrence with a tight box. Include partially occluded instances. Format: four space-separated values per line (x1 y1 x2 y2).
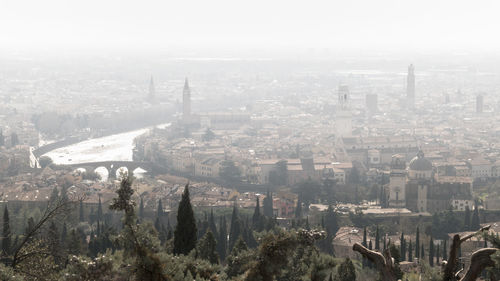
388 150 473 213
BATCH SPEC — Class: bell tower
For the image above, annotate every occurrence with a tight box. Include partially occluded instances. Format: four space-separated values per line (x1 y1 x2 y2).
183 77 191 124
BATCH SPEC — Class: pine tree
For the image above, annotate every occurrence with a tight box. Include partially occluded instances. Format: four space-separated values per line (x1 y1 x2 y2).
229 203 241 251
464 205 471 230
375 225 380 250
0 130 4 146
471 204 480 230
173 184 197 255
429 237 434 266
415 226 420 259
196 231 219 264
217 216 227 261
2 206 11 255
337 258 356 281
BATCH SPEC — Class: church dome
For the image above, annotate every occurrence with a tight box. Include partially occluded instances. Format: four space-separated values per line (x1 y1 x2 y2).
409 150 432 171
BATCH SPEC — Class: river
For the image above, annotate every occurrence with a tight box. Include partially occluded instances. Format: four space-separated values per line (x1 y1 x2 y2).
42 123 170 179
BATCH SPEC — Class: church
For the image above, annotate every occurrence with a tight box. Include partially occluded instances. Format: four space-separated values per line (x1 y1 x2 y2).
388 151 473 213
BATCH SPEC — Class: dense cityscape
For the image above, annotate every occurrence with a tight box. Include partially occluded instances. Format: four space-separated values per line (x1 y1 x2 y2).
2 0 500 280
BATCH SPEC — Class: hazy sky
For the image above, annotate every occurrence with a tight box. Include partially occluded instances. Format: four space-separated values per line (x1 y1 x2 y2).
1 0 499 53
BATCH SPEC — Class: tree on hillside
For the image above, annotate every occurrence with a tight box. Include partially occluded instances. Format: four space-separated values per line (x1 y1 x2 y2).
464 205 471 231
196 231 219 264
217 216 228 262
263 189 274 218
109 175 168 280
337 258 356 281
38 156 53 169
429 237 434 267
416 226 420 259
229 203 242 251
173 184 197 255
2 206 11 255
252 197 263 231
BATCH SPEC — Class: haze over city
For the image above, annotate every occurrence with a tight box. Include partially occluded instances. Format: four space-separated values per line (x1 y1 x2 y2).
1 1 500 280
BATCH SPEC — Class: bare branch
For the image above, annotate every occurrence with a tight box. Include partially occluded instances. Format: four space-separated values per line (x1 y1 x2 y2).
460 248 496 281
353 243 398 281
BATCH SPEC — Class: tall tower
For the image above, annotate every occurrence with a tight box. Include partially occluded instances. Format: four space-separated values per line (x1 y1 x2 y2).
148 75 155 100
388 154 407 208
336 85 352 137
476 94 483 113
183 77 191 124
407 64 415 108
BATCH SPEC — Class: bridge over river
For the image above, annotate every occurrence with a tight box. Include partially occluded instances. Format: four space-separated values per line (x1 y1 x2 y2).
64 161 167 179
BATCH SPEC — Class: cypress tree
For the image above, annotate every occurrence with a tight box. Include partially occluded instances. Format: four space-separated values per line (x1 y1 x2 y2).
408 239 413 262
436 243 440 264
325 205 339 236
229 203 241 251
49 187 59 203
443 239 448 261
209 209 218 237
139 196 144 219
415 226 420 259
61 222 68 245
375 225 380 250
173 184 197 255
464 206 471 230
421 244 425 259
157 199 164 218
79 200 84 222
48 221 61 264
362 227 367 247
400 232 405 261
252 197 262 230
217 216 227 261
2 206 11 255
471 204 480 230
154 217 161 232
429 237 434 266
295 197 302 218
97 195 103 222
263 189 273 217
